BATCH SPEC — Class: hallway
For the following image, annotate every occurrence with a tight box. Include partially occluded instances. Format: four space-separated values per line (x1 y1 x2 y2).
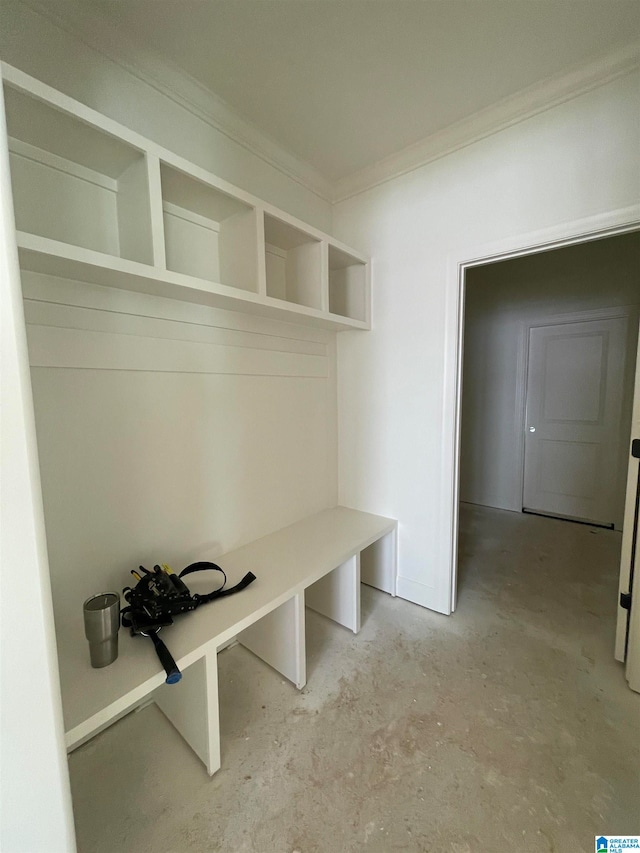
70 505 639 852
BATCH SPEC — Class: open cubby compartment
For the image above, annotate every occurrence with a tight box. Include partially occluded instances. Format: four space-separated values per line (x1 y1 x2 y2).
3 84 154 264
264 213 323 309
328 245 368 322
160 163 258 292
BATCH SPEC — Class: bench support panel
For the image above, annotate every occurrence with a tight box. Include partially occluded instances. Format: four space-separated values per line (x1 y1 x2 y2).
154 651 220 776
238 593 306 690
307 553 361 633
361 528 397 596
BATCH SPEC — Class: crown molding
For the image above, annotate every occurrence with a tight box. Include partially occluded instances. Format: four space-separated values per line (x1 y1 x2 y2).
331 41 640 204
13 2 640 209
22 0 333 203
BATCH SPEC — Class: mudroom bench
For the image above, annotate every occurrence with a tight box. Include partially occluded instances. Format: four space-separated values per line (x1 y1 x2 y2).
57 506 397 774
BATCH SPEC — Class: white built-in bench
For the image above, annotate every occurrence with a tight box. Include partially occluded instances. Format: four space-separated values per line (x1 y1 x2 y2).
57 507 397 774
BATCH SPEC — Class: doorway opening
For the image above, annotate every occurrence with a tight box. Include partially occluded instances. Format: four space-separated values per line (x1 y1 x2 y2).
455 229 640 666
459 233 639 532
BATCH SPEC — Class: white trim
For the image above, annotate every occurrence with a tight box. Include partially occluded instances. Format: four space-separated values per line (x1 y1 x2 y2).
22 0 333 203
616 329 640 666
444 205 640 615
333 42 640 203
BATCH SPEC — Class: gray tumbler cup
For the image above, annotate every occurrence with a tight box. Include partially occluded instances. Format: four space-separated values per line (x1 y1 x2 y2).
83 592 120 668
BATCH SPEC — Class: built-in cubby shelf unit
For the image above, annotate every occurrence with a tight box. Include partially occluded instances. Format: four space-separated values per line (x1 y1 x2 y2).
2 63 370 332
161 163 259 293
5 84 154 265
264 213 323 309
329 245 368 322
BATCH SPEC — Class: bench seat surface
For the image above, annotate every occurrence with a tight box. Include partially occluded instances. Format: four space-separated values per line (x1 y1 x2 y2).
57 506 396 740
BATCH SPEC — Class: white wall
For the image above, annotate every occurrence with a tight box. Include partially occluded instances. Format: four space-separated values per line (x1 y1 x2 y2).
23 276 338 637
333 69 640 614
0 1 332 231
0 87 76 853
460 233 640 516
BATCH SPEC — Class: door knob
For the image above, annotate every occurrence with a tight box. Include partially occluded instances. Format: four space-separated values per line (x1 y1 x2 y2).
528 426 536 432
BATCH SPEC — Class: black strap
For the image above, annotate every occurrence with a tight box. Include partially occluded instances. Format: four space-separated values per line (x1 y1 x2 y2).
149 631 182 684
121 605 133 629
179 561 256 605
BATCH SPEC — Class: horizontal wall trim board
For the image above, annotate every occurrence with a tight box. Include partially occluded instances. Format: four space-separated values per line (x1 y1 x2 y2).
23 300 327 357
26 324 328 377
21 272 333 345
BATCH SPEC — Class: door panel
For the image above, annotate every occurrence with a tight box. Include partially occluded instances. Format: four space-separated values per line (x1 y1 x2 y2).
538 439 598 499
542 333 605 422
523 317 627 527
615 324 640 688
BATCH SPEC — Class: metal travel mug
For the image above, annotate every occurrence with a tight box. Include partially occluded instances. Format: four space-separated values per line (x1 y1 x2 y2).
83 592 120 668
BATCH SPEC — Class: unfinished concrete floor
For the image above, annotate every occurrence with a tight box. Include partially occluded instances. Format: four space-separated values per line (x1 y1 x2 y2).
69 505 639 852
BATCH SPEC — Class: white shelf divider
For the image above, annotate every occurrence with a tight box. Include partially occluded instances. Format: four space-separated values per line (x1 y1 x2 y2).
146 153 167 268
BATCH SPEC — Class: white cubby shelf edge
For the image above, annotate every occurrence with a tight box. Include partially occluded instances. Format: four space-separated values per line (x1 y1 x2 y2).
2 62 371 332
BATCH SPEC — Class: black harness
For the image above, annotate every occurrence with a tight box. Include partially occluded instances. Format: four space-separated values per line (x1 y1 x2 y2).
122 562 256 684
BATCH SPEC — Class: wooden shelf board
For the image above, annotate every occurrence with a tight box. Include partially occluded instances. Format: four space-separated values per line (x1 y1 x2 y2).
17 234 368 332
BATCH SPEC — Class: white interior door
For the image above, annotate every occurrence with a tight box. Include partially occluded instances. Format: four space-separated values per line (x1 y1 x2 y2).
523 317 628 527
615 328 640 692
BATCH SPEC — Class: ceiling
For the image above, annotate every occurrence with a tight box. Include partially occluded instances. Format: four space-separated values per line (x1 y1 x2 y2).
93 0 640 183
